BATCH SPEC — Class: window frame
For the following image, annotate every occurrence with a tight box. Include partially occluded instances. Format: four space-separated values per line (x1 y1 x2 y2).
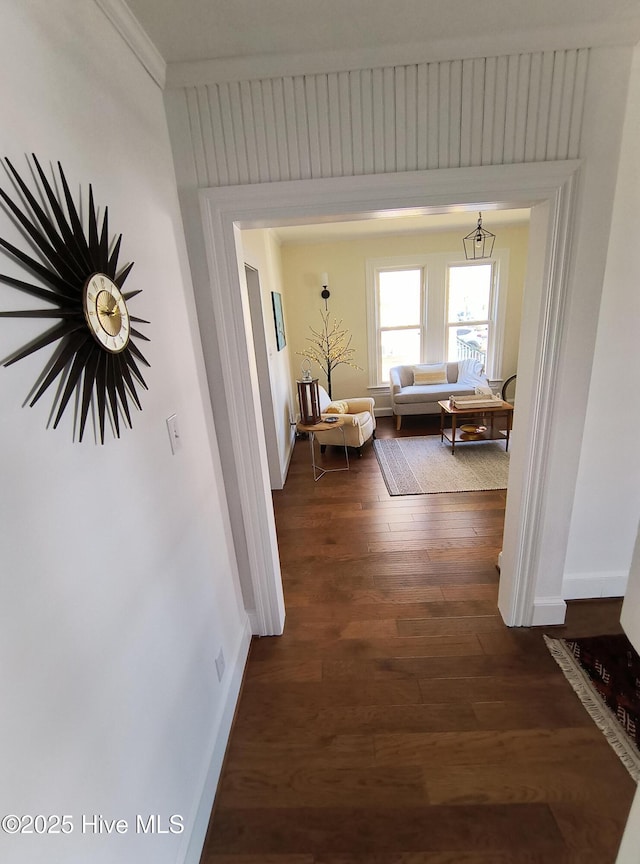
366 249 508 387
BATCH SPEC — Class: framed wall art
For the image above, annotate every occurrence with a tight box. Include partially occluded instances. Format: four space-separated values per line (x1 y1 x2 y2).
271 291 286 351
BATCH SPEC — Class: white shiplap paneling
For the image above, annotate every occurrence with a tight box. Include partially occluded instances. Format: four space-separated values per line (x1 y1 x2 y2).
176 49 589 188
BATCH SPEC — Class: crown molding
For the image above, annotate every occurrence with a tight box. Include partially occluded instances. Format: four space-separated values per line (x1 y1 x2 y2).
94 0 166 88
165 17 640 88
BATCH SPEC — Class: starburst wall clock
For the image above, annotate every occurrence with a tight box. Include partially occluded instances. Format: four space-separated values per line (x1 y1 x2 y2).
0 155 150 442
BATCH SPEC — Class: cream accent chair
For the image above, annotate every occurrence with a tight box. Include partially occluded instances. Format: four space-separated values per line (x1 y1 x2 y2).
314 386 376 457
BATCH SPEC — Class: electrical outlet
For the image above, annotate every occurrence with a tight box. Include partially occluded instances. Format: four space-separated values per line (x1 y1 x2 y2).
215 649 225 682
166 414 181 454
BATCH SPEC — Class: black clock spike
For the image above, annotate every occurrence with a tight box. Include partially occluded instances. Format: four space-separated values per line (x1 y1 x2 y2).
115 261 134 288
129 315 150 324
1 160 84 287
0 272 68 305
30 155 91 275
119 356 143 408
0 309 81 318
3 319 85 367
126 340 150 368
99 207 109 273
129 327 150 342
122 288 142 301
107 234 122 278
78 347 100 442
0 235 78 299
52 342 93 430
113 354 134 426
29 331 90 407
88 185 99 265
95 351 107 444
56 161 91 265
124 352 148 391
104 353 120 438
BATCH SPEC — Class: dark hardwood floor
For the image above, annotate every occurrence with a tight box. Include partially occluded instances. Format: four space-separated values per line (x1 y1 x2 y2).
201 416 634 863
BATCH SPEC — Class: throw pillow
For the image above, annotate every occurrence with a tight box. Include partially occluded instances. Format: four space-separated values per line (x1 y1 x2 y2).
413 364 448 385
325 400 349 414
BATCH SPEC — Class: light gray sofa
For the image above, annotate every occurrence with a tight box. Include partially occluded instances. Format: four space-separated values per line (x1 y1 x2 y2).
389 359 490 429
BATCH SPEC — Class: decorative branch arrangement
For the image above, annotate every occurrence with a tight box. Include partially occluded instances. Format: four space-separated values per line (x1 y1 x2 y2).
297 310 362 399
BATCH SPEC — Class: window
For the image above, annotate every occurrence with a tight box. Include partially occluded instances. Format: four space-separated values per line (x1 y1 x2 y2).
377 268 423 383
366 251 507 387
446 263 494 368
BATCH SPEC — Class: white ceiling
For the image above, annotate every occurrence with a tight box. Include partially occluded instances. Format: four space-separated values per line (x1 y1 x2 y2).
271 208 530 245
126 0 640 66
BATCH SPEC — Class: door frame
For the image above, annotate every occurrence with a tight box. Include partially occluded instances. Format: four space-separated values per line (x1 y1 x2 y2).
198 161 580 634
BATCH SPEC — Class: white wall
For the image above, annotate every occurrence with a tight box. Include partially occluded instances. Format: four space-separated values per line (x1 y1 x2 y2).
563 45 640 602
0 4 248 863
241 229 296 487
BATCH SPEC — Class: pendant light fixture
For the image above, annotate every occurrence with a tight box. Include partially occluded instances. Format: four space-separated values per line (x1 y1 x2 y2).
463 212 495 260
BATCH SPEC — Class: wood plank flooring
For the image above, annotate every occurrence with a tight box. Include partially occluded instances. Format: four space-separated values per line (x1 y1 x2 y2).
201 416 635 863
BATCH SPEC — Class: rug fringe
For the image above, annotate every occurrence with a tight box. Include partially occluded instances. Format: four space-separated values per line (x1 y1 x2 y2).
544 635 640 782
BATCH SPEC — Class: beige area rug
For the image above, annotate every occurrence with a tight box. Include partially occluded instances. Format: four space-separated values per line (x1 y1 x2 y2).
373 435 509 495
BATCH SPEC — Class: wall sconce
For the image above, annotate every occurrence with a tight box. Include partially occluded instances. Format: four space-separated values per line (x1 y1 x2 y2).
320 272 330 309
463 212 496 260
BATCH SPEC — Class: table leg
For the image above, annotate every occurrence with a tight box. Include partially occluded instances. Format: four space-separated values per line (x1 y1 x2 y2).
451 414 456 454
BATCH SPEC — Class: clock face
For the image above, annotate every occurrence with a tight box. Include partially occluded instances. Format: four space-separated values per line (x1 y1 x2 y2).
0 155 150 443
83 273 130 353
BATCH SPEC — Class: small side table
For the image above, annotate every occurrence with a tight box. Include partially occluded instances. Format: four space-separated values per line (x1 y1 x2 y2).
296 418 349 481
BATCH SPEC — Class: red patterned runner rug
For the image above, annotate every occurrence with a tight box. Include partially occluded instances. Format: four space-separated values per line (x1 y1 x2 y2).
544 633 640 780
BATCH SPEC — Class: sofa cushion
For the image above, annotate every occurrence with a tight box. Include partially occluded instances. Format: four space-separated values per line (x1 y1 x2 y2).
393 382 476 404
325 400 349 414
412 363 448 385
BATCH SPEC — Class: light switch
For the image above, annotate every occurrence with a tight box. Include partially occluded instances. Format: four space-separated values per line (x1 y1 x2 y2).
166 414 181 454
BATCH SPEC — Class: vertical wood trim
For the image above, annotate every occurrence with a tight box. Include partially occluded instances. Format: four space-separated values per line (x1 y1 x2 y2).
524 53 542 163
492 55 508 165
372 67 385 174
196 86 217 186
427 62 439 170
558 50 578 159
186 87 208 186
460 58 473 168
438 61 450 168
405 64 418 171
282 77 300 179
569 48 589 159
249 80 270 182
260 79 279 182
350 70 364 175
383 66 396 173
503 54 520 164
338 71 354 176
294 76 312 179
416 62 428 170
547 51 566 161
229 81 251 183
395 66 407 173
177 49 590 188
470 58 485 167
449 60 463 168
513 53 531 163
361 69 375 175
535 52 555 161
481 56 496 166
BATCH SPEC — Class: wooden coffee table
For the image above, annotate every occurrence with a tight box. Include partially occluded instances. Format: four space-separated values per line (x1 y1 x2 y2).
438 399 514 454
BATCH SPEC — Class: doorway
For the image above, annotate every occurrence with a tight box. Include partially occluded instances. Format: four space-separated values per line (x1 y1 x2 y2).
197 162 579 635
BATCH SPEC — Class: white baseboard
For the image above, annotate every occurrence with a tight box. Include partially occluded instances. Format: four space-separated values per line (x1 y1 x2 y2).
180 616 252 864
531 595 567 626
562 570 628 600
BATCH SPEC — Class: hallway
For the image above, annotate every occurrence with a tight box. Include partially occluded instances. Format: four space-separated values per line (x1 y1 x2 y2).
202 418 634 862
